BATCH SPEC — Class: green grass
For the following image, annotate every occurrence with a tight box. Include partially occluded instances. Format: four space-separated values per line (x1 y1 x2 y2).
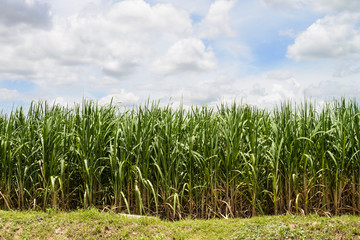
1 98 360 219
1 209 360 239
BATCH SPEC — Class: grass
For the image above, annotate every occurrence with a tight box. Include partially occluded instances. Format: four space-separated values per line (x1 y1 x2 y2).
1 98 360 219
1 209 360 239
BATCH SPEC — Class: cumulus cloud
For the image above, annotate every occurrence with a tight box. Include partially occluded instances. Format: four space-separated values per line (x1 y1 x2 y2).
88 76 118 89
267 70 294 80
151 38 217 75
305 80 360 99
180 75 238 105
261 0 304 9
197 0 236 39
0 88 20 100
0 0 52 28
262 0 360 12
333 63 360 77
164 69 302 108
50 96 79 108
44 0 103 17
148 0 213 16
243 70 301 107
257 84 293 105
287 13 360 60
0 0 194 85
98 89 140 106
257 78 301 106
145 74 241 106
312 0 360 12
250 83 266 96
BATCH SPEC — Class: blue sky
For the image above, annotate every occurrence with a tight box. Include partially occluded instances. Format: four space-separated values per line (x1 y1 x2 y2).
1 0 360 109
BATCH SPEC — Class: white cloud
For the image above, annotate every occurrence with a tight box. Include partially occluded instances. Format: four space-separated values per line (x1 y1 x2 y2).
261 0 304 9
148 0 213 16
257 84 290 105
177 75 237 105
238 70 301 107
141 73 242 106
5 0 356 109
0 88 20 100
88 76 118 89
0 0 52 28
262 0 360 12
197 0 236 39
250 83 266 96
50 96 79 108
158 69 302 108
0 0 194 86
98 89 140 106
257 78 301 106
333 63 360 77
287 13 360 60
305 80 360 99
279 29 296 38
151 38 217 75
267 70 293 80
44 0 103 17
312 0 360 12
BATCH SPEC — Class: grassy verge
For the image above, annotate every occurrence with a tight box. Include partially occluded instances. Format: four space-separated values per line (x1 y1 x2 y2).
1 209 360 239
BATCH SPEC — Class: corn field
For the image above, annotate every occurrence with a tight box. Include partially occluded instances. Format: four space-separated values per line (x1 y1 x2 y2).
1 99 360 219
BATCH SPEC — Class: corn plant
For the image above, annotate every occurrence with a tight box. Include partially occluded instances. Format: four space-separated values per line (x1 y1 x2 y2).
1 98 360 219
